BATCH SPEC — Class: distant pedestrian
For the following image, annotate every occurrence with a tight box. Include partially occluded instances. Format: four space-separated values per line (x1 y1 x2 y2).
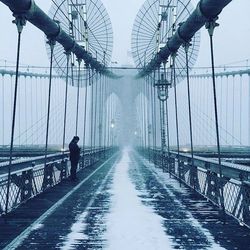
69 136 80 181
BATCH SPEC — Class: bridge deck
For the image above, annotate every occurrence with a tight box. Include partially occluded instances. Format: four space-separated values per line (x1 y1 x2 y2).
0 150 249 250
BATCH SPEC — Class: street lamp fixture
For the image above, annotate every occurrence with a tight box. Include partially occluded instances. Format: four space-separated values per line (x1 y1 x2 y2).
154 73 171 102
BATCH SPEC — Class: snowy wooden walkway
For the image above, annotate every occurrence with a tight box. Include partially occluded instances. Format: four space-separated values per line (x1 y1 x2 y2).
0 149 250 250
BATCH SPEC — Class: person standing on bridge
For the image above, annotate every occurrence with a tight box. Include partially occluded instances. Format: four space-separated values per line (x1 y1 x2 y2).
69 136 80 181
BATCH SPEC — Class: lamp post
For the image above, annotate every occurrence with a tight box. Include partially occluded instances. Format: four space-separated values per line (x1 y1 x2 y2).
154 71 171 169
155 72 171 152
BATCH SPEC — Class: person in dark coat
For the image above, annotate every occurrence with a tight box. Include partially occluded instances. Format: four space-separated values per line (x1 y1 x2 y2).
69 136 80 181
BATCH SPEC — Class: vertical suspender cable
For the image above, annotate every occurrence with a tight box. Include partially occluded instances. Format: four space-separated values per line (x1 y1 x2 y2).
226 76 229 144
109 88 112 147
98 73 102 159
24 76 27 144
232 76 235 145
93 73 98 151
112 95 114 146
112 98 114 147
111 94 114 146
153 71 157 152
107 89 110 147
75 58 82 136
150 73 155 160
165 88 170 172
62 52 70 155
142 82 144 147
30 76 34 144
220 76 223 127
103 76 107 155
102 74 105 149
206 20 225 215
110 92 112 146
10 76 13 121
248 74 250 146
102 52 107 155
139 85 142 146
239 75 242 143
98 75 101 148
139 86 142 147
198 76 201 144
44 38 56 168
107 85 109 148
143 80 147 149
18 76 21 146
146 79 149 149
1 74 4 146
110 94 112 147
112 93 114 146
184 43 196 188
103 77 105 152
35 77 38 144
141 81 144 148
158 67 163 155
146 76 151 160
5 16 26 213
205 76 209 142
90 70 94 162
40 76 43 144
82 65 89 163
172 53 180 178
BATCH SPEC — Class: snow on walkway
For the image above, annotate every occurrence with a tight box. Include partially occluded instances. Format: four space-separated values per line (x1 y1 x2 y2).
104 149 173 250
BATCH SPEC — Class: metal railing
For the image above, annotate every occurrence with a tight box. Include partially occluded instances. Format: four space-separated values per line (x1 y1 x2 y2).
0 147 116 215
138 147 250 228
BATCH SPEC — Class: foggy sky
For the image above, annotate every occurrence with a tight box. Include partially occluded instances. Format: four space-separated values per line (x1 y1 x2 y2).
0 0 249 147
0 0 249 69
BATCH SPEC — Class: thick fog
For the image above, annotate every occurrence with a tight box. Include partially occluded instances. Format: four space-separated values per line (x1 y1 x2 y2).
0 0 249 148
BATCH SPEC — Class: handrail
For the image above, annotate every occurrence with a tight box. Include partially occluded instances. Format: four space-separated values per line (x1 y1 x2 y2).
0 147 108 175
0 146 116 214
140 147 250 228
151 147 250 181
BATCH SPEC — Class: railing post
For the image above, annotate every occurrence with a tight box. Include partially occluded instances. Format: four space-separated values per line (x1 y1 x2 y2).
206 170 221 204
42 163 55 191
60 159 68 180
242 181 250 225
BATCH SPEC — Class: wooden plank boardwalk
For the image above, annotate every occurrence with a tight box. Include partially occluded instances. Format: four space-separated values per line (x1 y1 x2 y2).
0 150 249 250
